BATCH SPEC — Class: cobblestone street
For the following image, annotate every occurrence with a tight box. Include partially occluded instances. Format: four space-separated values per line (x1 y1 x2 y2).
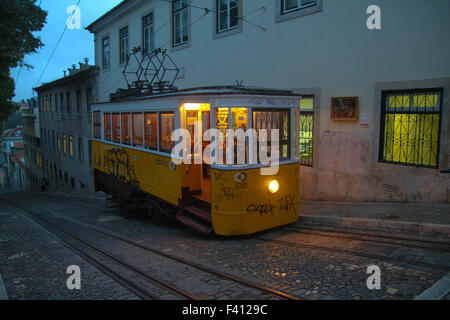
0 192 449 300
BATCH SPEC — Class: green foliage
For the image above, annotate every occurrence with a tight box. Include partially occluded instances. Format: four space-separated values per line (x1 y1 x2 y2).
3 111 23 130
0 0 47 121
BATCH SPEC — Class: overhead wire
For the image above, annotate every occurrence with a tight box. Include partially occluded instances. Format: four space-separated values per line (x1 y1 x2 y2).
35 0 82 87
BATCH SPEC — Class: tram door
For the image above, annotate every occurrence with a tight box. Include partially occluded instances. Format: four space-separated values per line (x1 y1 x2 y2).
184 105 211 201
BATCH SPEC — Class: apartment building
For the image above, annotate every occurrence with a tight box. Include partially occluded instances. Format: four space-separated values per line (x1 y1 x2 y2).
86 0 450 202
22 98 44 190
34 62 99 193
1 126 25 190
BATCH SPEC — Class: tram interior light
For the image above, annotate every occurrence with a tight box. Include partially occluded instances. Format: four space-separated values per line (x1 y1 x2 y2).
184 103 201 110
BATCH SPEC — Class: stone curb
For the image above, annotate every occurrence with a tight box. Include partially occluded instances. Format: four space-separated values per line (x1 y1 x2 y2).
414 274 450 300
299 215 450 237
0 272 9 300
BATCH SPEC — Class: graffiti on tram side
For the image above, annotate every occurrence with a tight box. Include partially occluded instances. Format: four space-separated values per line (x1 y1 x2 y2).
216 183 243 201
155 159 168 167
213 171 225 183
246 201 275 215
247 194 297 216
103 148 140 188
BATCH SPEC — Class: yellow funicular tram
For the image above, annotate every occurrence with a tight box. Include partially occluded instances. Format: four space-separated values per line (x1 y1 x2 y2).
92 83 303 236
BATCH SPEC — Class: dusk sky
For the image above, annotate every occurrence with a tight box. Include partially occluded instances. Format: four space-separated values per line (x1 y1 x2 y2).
12 0 123 102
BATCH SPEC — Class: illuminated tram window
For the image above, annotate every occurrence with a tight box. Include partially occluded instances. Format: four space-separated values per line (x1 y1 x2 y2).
159 112 175 153
104 113 111 141
132 113 144 147
253 109 290 161
112 113 121 143
121 113 131 145
145 112 157 150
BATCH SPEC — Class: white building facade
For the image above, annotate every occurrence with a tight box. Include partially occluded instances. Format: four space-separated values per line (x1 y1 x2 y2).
87 0 450 203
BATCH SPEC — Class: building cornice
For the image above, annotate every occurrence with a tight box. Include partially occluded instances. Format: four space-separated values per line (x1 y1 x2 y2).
34 66 99 92
85 0 143 33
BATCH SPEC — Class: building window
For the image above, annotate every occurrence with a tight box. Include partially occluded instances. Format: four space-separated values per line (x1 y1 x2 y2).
69 135 74 156
78 137 84 162
217 0 239 33
57 133 61 151
104 113 111 141
276 0 322 23
172 0 189 46
380 89 443 168
121 113 131 145
102 36 110 69
60 93 64 113
299 97 314 166
145 112 157 150
55 94 59 112
76 90 82 113
112 113 121 143
50 94 54 112
282 0 316 14
159 112 175 153
132 113 144 147
86 88 92 112
63 134 67 153
143 13 154 54
66 92 71 112
93 111 102 139
119 27 128 64
253 109 291 161
52 130 56 150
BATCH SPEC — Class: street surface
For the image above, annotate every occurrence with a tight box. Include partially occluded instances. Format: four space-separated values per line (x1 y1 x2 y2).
0 192 448 300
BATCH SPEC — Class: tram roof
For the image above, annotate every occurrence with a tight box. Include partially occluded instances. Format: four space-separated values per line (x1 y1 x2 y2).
94 85 302 106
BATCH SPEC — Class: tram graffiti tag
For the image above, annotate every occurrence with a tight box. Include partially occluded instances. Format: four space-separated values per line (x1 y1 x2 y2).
213 171 225 182
103 148 140 188
277 194 296 213
247 194 297 216
246 201 275 215
217 183 242 201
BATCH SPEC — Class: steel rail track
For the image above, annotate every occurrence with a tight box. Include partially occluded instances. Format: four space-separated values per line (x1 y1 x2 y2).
1 198 197 300
287 225 450 246
281 227 450 252
25 192 108 210
31 192 450 248
3 196 302 300
49 215 303 300
255 237 450 272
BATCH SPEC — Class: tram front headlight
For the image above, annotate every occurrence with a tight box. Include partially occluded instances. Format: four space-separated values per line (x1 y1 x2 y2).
268 180 280 194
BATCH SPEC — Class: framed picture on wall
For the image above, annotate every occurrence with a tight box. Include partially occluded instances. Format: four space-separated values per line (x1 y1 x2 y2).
331 97 358 121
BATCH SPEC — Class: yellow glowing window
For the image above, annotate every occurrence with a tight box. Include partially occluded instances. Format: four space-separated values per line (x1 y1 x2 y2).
381 90 442 168
63 134 67 153
69 136 74 156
